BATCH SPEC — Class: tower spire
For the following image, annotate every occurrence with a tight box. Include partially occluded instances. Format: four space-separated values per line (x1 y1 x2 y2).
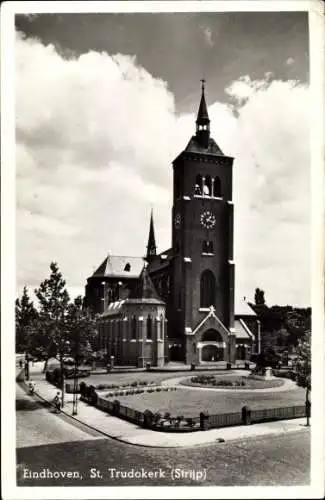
146 209 157 263
196 79 210 147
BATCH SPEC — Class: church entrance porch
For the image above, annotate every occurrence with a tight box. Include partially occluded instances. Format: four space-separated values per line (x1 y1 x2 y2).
197 328 227 363
199 342 225 362
185 307 236 365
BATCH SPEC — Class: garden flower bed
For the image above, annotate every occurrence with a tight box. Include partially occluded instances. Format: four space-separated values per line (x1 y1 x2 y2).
94 380 158 391
180 374 284 389
104 386 177 398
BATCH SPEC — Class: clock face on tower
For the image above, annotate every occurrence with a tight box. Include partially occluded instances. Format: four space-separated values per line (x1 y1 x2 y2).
200 210 216 229
174 213 181 229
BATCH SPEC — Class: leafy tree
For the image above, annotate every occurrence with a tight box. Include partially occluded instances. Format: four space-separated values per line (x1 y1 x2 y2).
254 288 266 306
295 330 311 388
252 343 281 368
34 262 71 406
15 286 39 353
65 295 97 364
33 262 97 406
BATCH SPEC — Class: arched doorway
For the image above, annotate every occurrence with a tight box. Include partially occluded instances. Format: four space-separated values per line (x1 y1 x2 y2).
201 344 224 362
199 329 225 362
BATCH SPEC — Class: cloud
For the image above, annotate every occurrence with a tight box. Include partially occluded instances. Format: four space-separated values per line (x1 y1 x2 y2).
15 32 310 306
201 24 214 47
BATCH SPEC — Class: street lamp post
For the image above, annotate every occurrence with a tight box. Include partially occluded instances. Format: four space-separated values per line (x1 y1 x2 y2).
24 352 30 381
61 339 71 409
72 322 80 416
72 355 79 416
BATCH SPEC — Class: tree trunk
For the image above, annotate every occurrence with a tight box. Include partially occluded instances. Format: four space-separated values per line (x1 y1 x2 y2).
43 358 48 373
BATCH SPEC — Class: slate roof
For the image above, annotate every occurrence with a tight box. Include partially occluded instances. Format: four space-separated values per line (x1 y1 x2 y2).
184 135 224 156
147 248 174 274
128 266 164 304
234 319 253 339
196 86 210 124
92 255 144 278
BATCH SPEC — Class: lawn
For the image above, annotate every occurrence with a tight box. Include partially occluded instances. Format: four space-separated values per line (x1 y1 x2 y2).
81 369 235 388
112 385 306 418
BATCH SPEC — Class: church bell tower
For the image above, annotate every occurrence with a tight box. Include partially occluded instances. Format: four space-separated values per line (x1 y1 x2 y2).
171 81 235 365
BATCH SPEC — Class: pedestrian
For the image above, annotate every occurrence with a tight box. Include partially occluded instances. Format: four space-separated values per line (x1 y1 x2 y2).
52 392 61 413
28 381 35 395
19 359 23 368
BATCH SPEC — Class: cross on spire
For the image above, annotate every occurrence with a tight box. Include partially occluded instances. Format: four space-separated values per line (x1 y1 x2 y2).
196 79 210 146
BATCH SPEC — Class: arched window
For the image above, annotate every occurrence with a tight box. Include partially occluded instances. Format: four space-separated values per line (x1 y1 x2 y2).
194 174 202 195
147 315 152 339
214 176 221 197
131 316 137 339
203 175 211 196
200 270 216 308
160 314 164 340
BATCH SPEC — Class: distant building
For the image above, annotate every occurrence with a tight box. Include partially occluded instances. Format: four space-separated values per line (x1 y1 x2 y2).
84 82 259 367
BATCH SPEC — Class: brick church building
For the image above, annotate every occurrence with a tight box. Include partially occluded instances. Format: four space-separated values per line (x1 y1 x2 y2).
84 82 260 367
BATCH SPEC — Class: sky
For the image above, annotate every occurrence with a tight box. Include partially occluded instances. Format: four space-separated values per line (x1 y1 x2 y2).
15 9 311 307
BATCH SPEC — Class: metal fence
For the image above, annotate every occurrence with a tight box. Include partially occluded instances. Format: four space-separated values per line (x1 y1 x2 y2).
81 384 307 431
208 411 243 428
251 405 306 423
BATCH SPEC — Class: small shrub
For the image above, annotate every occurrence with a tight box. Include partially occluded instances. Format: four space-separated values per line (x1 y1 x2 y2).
153 412 162 425
216 379 233 386
163 387 169 392
186 417 194 427
131 381 137 387
143 409 154 428
156 387 161 392
164 411 171 419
